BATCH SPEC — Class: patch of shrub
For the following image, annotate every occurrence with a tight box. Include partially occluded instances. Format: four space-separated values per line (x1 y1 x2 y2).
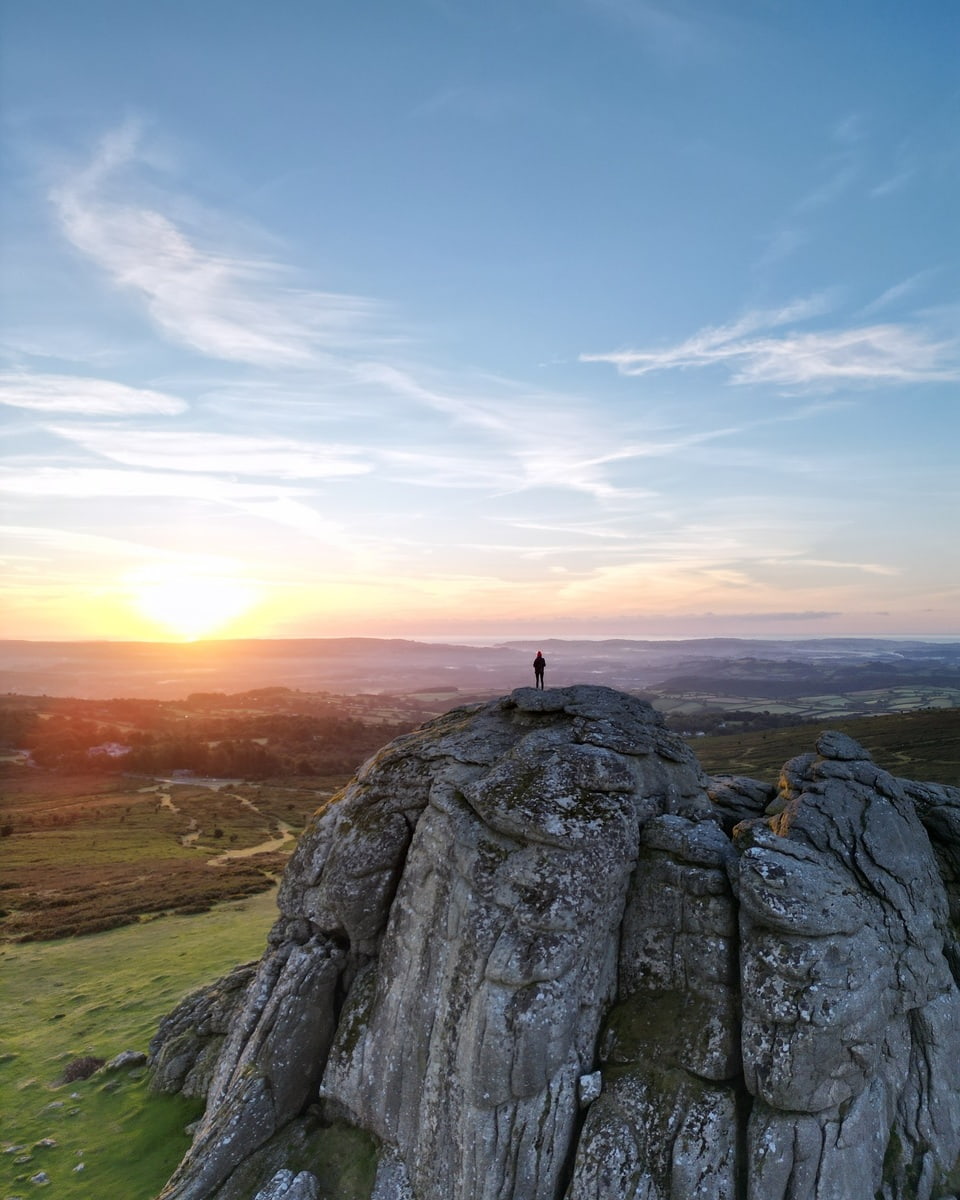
61 1055 105 1082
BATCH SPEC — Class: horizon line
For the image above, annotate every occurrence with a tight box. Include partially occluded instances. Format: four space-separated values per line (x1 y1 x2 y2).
2 632 959 647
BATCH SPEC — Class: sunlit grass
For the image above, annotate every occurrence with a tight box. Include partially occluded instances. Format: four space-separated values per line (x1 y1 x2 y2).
0 892 278 1199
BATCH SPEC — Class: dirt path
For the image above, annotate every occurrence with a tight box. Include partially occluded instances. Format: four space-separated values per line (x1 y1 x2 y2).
219 791 263 815
139 783 181 814
206 821 295 865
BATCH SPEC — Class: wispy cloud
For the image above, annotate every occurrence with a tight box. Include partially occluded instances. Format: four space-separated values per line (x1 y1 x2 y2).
0 522 247 568
754 228 809 271
754 115 862 271
762 556 901 577
352 361 515 435
715 610 842 623
51 123 382 368
0 464 356 546
0 371 187 414
48 425 371 480
582 0 721 62
352 362 680 504
0 465 308 502
45 127 759 519
859 269 938 316
581 301 960 386
870 167 915 199
493 516 634 541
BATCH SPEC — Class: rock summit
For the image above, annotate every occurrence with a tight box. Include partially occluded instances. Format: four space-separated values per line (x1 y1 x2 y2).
150 686 960 1200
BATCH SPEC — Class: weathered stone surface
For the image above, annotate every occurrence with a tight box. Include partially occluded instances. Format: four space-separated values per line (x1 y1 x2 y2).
150 962 258 1098
735 747 960 1199
151 687 960 1200
105 1049 148 1072
319 692 650 1200
567 810 743 1198
900 777 960 982
568 1069 740 1200
706 773 775 829
251 1171 318 1200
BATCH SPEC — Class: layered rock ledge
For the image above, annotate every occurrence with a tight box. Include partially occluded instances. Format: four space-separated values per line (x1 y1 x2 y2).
150 686 960 1200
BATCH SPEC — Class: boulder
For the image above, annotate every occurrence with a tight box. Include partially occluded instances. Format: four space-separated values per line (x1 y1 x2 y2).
105 1049 148 1072
150 686 960 1200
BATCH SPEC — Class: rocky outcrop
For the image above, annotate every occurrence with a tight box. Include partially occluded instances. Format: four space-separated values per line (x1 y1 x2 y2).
150 686 960 1200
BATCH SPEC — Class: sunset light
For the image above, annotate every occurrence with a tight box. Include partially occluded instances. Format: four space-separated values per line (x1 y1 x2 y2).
0 3 957 642
127 567 262 642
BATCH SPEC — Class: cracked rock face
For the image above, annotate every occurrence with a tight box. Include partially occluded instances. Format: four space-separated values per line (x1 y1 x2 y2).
151 686 960 1200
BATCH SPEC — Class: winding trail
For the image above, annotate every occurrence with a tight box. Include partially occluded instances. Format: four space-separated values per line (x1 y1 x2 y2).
206 821 296 865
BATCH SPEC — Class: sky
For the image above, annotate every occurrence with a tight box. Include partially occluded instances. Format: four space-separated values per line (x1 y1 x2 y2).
1 0 958 643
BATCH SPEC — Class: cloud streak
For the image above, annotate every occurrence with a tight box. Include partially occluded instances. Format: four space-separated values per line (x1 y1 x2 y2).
0 464 356 546
761 556 901 577
581 303 960 387
48 425 371 480
582 0 722 62
0 465 310 502
51 124 381 368
0 372 187 414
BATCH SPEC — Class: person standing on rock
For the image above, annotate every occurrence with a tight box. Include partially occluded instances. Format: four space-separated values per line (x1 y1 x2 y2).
533 650 546 689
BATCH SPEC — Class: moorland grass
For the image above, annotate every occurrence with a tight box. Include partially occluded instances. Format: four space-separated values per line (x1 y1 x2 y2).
691 708 960 786
0 890 278 1199
0 770 338 940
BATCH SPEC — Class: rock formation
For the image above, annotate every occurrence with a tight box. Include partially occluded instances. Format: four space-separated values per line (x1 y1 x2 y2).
150 686 960 1200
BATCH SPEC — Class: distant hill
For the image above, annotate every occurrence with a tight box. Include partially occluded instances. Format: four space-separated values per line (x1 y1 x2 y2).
1 636 958 702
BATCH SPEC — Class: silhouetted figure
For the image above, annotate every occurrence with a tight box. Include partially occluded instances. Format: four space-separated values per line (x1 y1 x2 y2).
533 650 546 689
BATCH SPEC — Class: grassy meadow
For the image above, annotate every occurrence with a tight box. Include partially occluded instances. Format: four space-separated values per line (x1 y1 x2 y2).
0 891 278 1200
691 707 960 786
0 770 343 941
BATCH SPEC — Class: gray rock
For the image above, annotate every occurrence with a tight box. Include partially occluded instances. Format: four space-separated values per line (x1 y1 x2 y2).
815 729 872 761
150 961 258 1098
707 773 776 828
250 1171 318 1200
320 703 644 1199
105 1049 147 1072
152 696 960 1200
578 1070 602 1107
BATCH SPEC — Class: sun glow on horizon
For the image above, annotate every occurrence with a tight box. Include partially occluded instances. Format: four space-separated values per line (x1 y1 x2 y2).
126 565 263 641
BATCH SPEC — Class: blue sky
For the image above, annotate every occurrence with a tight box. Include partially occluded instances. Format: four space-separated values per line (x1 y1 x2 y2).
1 0 958 641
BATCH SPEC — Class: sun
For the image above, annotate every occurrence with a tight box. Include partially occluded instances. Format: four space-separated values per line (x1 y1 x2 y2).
127 565 262 641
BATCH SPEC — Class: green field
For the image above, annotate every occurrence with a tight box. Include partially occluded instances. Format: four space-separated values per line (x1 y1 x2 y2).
0 892 278 1200
654 685 960 723
0 771 343 941
690 708 960 786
